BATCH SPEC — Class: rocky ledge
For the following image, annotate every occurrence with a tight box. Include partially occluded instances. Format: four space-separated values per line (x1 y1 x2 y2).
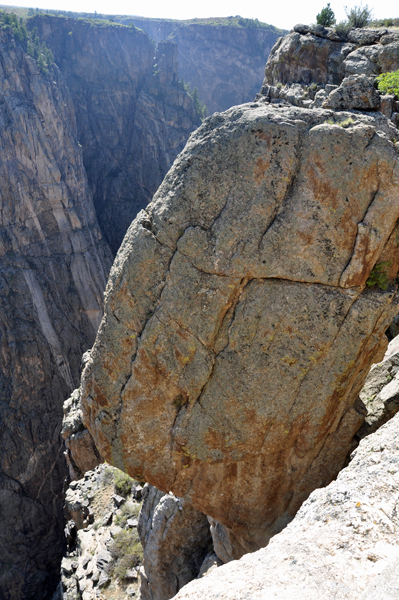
257 25 399 127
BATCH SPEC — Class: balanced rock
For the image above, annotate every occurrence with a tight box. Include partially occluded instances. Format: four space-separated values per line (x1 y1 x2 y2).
72 103 399 553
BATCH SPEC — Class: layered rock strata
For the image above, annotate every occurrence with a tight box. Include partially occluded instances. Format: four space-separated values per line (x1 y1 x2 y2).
173 407 399 600
0 28 112 600
29 16 201 254
66 101 399 555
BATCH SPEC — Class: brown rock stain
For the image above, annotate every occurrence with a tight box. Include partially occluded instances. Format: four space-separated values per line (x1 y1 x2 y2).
254 157 271 185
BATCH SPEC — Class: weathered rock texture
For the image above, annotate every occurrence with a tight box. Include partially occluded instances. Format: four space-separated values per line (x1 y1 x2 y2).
358 335 399 438
0 28 112 600
138 484 212 600
264 25 399 86
67 101 399 555
59 464 143 600
115 17 286 114
29 16 201 253
172 408 399 600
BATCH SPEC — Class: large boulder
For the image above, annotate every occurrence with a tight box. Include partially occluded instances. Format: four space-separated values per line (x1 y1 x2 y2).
70 102 399 553
172 408 399 600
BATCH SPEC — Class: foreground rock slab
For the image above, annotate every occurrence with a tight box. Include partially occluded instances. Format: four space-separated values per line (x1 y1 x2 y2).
71 102 399 553
173 410 399 599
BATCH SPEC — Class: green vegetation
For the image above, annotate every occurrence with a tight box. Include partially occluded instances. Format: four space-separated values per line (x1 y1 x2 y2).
0 10 28 43
316 3 336 27
178 78 207 120
366 261 392 290
370 17 399 27
114 469 133 496
114 501 140 528
324 117 355 128
0 10 53 74
376 70 399 99
333 4 373 38
345 3 373 28
27 26 53 74
338 117 355 128
109 529 143 580
334 20 352 37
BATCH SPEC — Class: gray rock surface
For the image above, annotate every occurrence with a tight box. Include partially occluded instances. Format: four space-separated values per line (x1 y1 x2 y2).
173 410 399 599
68 102 399 555
358 335 399 438
60 464 143 600
0 27 112 600
263 27 399 88
323 74 380 110
138 484 212 600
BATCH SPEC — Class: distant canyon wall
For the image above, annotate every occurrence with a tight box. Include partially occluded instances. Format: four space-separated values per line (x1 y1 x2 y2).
29 16 201 254
118 18 286 114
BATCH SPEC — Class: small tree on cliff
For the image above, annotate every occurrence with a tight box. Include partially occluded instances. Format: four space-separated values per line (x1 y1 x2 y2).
316 3 336 27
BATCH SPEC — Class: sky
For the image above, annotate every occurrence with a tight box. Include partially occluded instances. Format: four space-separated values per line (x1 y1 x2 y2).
2 0 397 30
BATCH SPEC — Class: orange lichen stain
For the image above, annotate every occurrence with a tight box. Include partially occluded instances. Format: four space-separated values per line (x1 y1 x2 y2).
254 130 272 148
297 231 314 246
281 355 298 366
254 157 271 184
92 379 108 408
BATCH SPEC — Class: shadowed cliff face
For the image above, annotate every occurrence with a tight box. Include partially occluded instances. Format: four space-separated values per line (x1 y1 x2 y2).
119 18 286 114
29 16 201 254
0 28 112 600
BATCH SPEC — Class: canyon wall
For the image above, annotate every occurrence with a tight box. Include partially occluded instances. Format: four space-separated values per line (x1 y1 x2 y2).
0 28 112 599
116 17 285 114
29 16 201 254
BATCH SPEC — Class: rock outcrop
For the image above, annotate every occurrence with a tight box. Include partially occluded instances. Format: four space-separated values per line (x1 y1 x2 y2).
138 484 212 600
67 101 399 555
0 27 112 599
115 17 286 114
29 16 201 254
264 24 399 86
172 407 399 600
59 464 143 600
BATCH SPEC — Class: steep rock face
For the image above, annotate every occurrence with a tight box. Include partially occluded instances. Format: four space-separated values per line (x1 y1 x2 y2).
29 16 201 254
68 102 399 554
138 484 212 600
264 25 399 86
173 407 399 600
119 18 285 114
0 29 112 600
